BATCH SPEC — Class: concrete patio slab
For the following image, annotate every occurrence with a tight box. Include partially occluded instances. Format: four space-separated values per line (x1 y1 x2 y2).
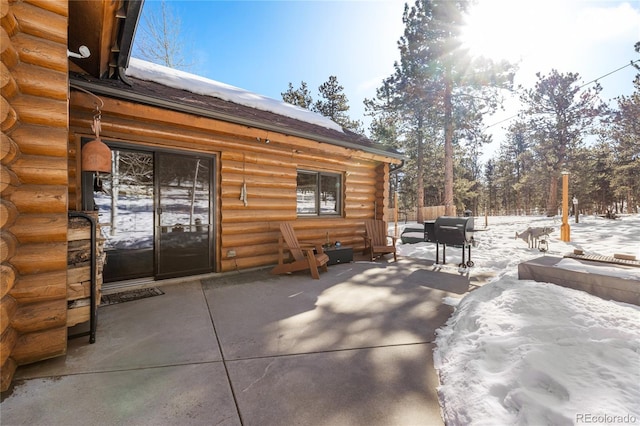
227 344 443 426
14 281 221 379
204 260 461 359
2 257 490 426
2 363 239 426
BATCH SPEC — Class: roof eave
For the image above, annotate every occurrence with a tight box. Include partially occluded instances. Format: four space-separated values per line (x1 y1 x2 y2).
70 78 405 162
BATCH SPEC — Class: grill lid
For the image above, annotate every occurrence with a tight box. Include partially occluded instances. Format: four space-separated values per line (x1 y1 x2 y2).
434 216 474 245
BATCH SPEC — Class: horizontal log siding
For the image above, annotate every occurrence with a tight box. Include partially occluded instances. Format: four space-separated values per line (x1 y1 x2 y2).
1 0 68 391
9 270 67 304
24 0 67 16
70 93 396 274
11 2 67 45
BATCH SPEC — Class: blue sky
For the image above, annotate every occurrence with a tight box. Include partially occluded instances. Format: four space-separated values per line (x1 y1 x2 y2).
138 1 404 115
133 0 640 151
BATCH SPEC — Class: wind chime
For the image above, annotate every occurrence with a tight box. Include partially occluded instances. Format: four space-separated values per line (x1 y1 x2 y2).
81 92 112 189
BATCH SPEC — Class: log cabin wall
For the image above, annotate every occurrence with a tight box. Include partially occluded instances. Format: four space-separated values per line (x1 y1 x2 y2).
69 91 398 274
1 0 69 391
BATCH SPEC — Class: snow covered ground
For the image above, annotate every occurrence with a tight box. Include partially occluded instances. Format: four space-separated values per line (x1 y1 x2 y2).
395 214 640 426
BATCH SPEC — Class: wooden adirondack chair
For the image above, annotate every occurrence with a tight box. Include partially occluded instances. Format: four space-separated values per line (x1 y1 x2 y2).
271 222 330 279
363 219 398 262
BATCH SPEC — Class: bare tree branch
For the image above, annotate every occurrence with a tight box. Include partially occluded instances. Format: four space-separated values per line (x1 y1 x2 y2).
134 0 194 70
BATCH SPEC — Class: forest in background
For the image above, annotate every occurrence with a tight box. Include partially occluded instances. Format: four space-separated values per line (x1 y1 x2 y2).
136 0 639 219
281 2 639 219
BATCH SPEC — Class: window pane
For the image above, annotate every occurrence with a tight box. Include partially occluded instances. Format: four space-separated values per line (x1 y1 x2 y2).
297 172 317 214
320 174 339 214
95 149 154 281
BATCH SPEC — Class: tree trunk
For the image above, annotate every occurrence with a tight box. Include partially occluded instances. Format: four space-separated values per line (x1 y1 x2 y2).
546 174 558 216
416 116 425 223
443 65 455 216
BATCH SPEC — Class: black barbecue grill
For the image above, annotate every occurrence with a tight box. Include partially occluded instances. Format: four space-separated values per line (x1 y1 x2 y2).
433 216 475 267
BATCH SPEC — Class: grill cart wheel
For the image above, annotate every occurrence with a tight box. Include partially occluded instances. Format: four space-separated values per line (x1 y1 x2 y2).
467 260 474 267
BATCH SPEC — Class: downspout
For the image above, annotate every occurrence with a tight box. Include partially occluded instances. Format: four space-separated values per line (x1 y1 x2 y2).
389 159 405 234
390 159 405 173
115 0 144 86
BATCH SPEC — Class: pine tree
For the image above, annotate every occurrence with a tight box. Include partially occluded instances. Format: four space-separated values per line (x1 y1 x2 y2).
282 77 363 132
313 76 363 132
519 70 606 216
590 140 615 214
483 159 496 214
368 0 514 220
609 50 640 213
502 121 535 213
365 80 402 150
492 145 517 214
281 81 314 109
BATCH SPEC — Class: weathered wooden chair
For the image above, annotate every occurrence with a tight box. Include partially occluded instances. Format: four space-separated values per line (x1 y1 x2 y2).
363 219 398 262
271 222 329 279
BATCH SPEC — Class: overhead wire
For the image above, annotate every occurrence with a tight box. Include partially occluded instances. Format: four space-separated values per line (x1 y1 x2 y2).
483 59 640 130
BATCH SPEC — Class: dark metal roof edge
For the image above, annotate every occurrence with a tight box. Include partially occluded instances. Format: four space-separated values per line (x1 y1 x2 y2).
116 0 144 70
70 78 405 162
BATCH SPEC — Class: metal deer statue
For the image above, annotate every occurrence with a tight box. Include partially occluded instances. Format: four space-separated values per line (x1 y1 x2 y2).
515 226 554 250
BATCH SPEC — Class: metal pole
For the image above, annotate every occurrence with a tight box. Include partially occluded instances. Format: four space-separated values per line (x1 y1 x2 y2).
394 191 398 238
68 212 98 343
561 172 570 242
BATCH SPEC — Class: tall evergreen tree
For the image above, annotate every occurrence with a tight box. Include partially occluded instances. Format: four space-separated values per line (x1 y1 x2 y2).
365 80 402 150
281 81 314 109
590 140 616 214
519 70 606 216
483 159 496 214
368 0 514 220
608 46 640 213
493 144 519 214
501 120 534 213
282 77 363 132
313 76 347 119
313 76 363 132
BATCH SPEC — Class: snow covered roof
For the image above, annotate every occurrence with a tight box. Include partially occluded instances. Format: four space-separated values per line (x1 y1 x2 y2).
125 58 344 133
70 59 403 161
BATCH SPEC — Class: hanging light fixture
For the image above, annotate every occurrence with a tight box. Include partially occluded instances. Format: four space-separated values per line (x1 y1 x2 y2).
81 95 111 173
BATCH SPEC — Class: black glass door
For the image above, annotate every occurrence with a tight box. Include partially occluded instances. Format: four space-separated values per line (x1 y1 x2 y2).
156 153 213 279
90 146 214 283
95 149 155 282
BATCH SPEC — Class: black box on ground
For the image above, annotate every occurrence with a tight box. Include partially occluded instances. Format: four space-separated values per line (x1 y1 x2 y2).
324 246 353 265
